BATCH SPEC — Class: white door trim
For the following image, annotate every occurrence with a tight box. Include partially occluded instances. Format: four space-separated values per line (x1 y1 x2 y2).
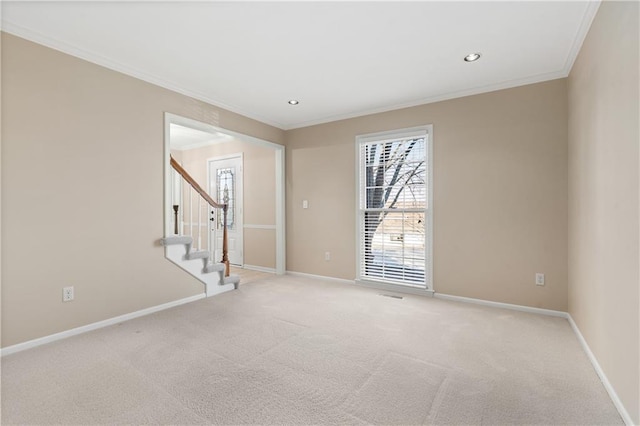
164 112 286 275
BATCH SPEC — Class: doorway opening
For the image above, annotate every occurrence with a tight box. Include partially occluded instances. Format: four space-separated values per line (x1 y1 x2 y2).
163 113 285 275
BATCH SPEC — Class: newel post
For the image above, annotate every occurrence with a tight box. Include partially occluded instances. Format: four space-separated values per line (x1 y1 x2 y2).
173 205 179 235
221 204 230 277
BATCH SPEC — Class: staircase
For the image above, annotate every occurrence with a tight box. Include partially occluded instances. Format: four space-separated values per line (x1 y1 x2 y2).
163 155 240 297
161 235 239 297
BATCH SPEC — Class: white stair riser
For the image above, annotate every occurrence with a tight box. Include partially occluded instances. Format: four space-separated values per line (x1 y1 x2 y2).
164 244 234 297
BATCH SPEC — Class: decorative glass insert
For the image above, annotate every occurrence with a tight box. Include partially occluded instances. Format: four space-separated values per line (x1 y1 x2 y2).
216 167 235 229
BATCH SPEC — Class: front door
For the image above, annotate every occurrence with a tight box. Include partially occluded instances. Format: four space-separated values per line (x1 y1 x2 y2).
208 154 243 266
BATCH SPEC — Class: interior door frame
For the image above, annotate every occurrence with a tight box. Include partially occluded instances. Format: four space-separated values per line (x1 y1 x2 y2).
163 112 286 275
207 153 244 266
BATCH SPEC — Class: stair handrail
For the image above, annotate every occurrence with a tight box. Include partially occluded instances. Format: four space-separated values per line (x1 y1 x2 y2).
170 156 223 209
170 155 230 276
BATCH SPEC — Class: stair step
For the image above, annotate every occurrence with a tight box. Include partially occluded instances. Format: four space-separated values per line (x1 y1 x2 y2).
163 235 238 297
185 250 210 260
203 263 225 274
161 236 193 246
223 274 240 285
223 274 241 290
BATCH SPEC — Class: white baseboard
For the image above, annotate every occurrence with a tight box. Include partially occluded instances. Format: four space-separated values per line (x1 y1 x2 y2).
286 270 355 285
434 293 569 318
567 315 634 425
433 293 632 424
243 264 276 274
286 271 435 297
1 293 206 357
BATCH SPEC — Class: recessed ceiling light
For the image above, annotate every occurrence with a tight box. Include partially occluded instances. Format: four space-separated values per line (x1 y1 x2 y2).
464 53 481 62
288 100 299 105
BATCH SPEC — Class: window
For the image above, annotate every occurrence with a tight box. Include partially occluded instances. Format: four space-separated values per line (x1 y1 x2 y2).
216 167 235 229
356 127 432 289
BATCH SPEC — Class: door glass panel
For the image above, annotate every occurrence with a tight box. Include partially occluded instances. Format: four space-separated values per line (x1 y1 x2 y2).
216 167 235 230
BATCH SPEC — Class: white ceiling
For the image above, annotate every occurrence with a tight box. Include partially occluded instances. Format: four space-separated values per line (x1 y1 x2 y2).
2 1 599 130
170 124 231 151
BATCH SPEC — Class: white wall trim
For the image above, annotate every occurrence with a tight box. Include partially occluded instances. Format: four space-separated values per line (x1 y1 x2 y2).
0 293 206 357
275 148 286 275
244 224 276 230
165 113 283 151
286 271 355 286
567 315 634 426
562 0 601 76
287 74 568 130
206 153 244 163
433 293 633 424
434 293 568 318
243 264 276 274
164 114 173 237
286 271 435 299
164 112 286 277
1 21 589 132
1 21 287 130
172 139 228 152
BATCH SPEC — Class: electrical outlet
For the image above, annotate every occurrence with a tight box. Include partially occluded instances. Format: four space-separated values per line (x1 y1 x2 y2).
303 200 309 209
63 286 74 302
325 251 331 261
535 273 545 286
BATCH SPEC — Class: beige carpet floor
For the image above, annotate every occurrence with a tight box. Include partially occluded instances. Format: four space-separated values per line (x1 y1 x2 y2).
229 266 273 285
1 274 622 425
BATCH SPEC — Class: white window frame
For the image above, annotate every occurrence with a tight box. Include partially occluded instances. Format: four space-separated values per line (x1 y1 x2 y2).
355 125 433 293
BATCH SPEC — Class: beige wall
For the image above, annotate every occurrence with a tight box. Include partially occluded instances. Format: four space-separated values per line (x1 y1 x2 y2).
2 10 638 419
286 79 569 311
567 1 639 423
173 139 277 269
1 33 284 347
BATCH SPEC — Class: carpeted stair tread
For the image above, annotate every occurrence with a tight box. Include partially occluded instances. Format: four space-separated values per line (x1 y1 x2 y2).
161 236 193 246
185 250 210 260
203 263 226 274
223 274 240 285
163 234 240 291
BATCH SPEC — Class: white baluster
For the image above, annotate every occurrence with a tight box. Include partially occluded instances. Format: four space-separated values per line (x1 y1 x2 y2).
171 169 176 234
209 207 214 263
198 196 202 250
180 176 185 235
189 186 193 240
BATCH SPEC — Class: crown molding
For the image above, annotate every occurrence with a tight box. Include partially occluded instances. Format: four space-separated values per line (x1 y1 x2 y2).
2 0 601 132
1 21 287 130
285 70 568 130
562 0 601 76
